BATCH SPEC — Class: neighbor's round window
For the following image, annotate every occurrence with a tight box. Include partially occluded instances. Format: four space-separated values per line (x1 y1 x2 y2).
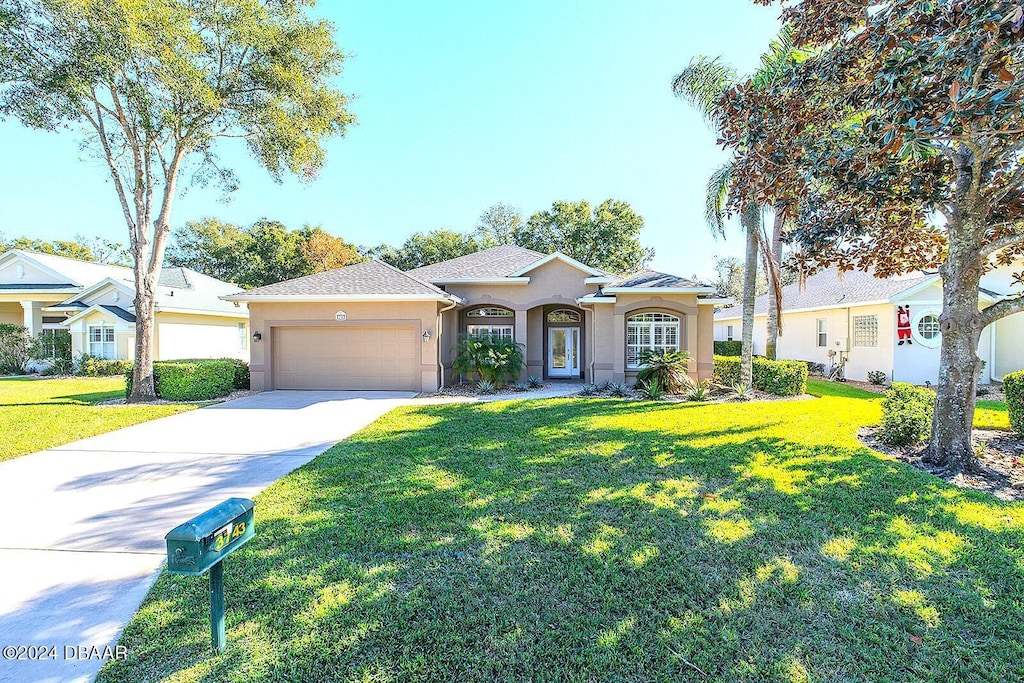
917 314 940 340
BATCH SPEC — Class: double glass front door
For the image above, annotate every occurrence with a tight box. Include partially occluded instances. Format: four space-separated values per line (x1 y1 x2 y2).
548 327 580 378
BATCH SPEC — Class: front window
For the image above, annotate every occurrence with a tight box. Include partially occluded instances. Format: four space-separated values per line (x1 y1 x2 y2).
238 322 247 350
917 314 940 340
853 315 878 347
467 325 513 342
88 324 116 359
466 307 513 318
726 325 734 341
817 318 827 347
626 312 680 368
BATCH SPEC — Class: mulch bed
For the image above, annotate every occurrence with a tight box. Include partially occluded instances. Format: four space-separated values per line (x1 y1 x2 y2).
859 426 1024 501
96 389 259 406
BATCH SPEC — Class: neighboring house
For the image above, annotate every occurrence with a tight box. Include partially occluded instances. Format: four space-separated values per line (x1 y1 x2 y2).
0 249 249 362
224 245 727 392
714 266 1024 384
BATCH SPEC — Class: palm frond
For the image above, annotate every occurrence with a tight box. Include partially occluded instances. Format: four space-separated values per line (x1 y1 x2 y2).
672 56 737 128
704 162 734 240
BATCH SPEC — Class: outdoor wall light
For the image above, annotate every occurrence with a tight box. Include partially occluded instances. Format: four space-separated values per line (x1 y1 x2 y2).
252 331 262 342
422 330 431 343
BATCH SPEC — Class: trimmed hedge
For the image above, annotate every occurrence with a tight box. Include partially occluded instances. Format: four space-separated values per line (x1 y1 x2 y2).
713 340 742 357
78 356 132 377
878 382 935 446
172 357 250 390
713 355 809 396
1004 370 1024 436
125 359 236 401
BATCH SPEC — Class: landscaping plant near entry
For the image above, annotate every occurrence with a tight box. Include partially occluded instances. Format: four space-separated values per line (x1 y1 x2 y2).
124 360 240 402
878 383 935 447
452 336 525 386
713 355 808 396
713 340 742 357
635 349 693 395
0 323 29 374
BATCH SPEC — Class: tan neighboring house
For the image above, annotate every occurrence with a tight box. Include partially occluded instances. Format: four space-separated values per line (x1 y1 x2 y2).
714 266 1024 384
0 249 249 363
225 245 727 392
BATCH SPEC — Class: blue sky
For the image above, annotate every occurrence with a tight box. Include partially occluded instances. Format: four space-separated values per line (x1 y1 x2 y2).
0 0 782 279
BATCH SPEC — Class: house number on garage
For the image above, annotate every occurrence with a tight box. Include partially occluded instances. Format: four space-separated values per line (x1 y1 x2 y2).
335 311 347 321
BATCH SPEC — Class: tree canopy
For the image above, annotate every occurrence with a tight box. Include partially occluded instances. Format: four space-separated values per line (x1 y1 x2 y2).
729 0 1024 471
367 230 485 272
0 234 129 265
0 0 354 401
167 219 362 289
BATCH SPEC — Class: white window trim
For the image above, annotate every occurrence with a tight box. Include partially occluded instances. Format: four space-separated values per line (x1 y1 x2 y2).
626 313 681 369
911 308 942 348
726 325 734 341
467 324 514 342
87 323 117 359
816 318 827 348
238 322 248 351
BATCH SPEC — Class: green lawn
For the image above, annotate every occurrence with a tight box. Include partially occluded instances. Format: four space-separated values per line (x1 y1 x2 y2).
100 393 1024 682
806 378 1010 430
0 377 194 461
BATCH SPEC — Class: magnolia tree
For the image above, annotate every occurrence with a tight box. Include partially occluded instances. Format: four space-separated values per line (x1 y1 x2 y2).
725 1 1024 472
0 0 354 401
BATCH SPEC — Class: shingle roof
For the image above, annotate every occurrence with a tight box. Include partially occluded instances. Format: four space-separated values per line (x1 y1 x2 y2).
101 305 136 322
607 269 712 290
714 267 937 319
407 245 546 281
18 250 134 287
226 259 455 299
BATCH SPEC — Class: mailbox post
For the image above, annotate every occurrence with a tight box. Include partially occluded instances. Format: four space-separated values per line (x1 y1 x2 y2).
165 498 255 653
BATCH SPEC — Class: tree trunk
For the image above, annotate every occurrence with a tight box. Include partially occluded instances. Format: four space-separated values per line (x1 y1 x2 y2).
129 248 159 402
925 228 984 474
740 202 761 388
765 207 785 360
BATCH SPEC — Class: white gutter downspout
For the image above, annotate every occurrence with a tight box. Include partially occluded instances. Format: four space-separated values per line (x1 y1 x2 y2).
436 298 459 388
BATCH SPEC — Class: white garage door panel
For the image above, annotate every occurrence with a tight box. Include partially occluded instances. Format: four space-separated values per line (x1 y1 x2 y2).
274 327 419 390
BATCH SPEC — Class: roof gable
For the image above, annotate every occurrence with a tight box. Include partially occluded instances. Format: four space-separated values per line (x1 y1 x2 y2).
508 252 607 278
0 250 82 287
407 245 546 282
223 259 456 301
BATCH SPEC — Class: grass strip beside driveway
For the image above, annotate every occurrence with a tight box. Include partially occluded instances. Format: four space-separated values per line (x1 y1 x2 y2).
0 377 194 461
100 394 1024 682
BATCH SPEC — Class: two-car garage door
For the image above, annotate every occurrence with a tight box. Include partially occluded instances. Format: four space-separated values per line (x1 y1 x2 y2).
273 326 420 391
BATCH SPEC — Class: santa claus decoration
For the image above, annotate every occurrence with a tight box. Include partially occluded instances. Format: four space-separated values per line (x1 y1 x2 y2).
897 306 912 345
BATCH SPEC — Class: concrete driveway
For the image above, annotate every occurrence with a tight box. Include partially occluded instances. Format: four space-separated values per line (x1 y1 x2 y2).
0 391 415 683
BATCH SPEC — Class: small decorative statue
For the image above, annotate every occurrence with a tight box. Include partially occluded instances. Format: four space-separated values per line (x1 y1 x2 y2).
897 305 912 345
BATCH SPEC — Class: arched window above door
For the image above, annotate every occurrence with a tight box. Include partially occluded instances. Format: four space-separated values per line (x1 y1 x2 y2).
547 309 581 323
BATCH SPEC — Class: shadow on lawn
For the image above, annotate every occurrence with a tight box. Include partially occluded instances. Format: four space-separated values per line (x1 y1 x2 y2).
98 399 1024 683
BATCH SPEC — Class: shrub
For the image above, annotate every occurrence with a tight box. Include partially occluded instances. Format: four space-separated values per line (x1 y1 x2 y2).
596 380 612 392
1004 371 1024 436
636 377 665 400
125 359 235 401
28 330 73 375
687 379 712 402
174 357 249 390
579 383 598 396
867 370 888 386
452 335 524 385
802 361 826 376
476 379 496 395
635 349 693 394
713 340 742 357
0 323 30 374
78 355 132 377
610 382 631 398
527 375 544 389
878 382 935 447
513 382 530 392
713 355 808 396
732 383 752 400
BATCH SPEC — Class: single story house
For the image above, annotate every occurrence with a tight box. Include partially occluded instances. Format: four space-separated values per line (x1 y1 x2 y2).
713 266 1024 384
0 249 249 362
224 245 728 392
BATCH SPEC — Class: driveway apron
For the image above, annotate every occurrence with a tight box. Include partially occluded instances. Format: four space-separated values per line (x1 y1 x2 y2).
0 391 415 683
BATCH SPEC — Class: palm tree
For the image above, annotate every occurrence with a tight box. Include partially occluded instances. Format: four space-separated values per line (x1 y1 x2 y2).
674 57 763 388
673 31 797 382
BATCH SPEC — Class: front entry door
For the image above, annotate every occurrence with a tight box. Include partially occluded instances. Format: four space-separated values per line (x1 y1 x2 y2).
548 327 580 378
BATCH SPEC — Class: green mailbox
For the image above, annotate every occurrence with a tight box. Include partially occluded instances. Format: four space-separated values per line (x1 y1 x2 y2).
165 498 255 652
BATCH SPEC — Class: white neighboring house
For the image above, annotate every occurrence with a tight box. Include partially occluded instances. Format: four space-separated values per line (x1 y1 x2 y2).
713 266 1024 385
0 249 249 363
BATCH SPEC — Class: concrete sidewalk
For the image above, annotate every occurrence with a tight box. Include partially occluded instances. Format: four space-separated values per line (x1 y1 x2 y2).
0 391 415 683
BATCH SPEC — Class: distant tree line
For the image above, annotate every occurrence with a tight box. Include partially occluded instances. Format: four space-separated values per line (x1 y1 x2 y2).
0 233 130 265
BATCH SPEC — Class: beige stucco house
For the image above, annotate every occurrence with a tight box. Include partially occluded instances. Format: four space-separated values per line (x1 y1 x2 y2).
0 249 249 363
225 245 727 392
714 266 1024 384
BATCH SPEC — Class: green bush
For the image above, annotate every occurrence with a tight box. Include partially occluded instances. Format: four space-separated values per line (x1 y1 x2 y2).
635 349 693 394
878 382 935 447
78 355 133 377
173 357 249 390
125 360 236 401
0 323 30 374
713 355 809 396
28 330 73 374
452 335 524 385
713 340 742 357
1004 371 1024 436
